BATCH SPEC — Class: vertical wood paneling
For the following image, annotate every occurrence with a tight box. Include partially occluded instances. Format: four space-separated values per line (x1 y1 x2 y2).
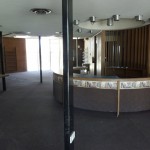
104 25 150 77
138 28 141 68
147 25 150 75
105 42 107 62
144 26 147 68
110 41 112 65
117 31 121 66
107 32 110 66
108 42 110 66
127 30 131 67
5 48 17 73
113 31 115 66
139 27 143 68
143 26 146 67
3 37 27 73
134 28 138 68
131 29 135 68
124 30 127 67
141 27 144 68
101 31 106 75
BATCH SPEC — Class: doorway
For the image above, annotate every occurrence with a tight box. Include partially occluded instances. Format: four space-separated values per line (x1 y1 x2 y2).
25 37 51 71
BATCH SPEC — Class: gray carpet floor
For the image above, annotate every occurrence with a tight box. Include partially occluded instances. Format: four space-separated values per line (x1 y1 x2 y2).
0 71 150 150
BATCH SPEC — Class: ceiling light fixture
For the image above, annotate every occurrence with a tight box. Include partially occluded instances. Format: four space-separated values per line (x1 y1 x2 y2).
113 14 120 21
30 8 52 15
135 15 143 21
89 30 93 34
77 29 82 33
107 18 113 26
73 20 80 25
89 16 96 24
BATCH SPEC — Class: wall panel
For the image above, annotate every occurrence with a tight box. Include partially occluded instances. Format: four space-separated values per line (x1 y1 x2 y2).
104 25 150 77
3 37 27 73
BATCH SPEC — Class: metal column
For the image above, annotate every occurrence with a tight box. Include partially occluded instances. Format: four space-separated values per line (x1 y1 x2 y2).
38 36 43 83
76 38 78 66
94 36 97 75
0 31 6 91
62 0 74 149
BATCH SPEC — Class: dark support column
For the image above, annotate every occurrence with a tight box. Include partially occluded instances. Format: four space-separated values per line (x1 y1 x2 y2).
76 38 78 66
0 31 6 91
94 36 97 75
38 36 42 83
62 0 74 149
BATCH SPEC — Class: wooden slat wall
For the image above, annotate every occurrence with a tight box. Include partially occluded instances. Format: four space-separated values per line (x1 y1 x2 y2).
101 31 106 75
134 28 138 68
3 37 27 73
131 29 134 68
147 25 150 75
104 25 150 77
5 48 17 73
123 30 127 67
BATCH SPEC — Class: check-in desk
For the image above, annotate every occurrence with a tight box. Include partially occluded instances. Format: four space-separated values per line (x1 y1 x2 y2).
53 72 150 116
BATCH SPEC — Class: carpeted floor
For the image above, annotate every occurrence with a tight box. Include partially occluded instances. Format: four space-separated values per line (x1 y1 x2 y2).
0 71 150 150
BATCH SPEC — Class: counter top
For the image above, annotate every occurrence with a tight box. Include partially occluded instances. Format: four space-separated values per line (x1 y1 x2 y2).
53 72 150 114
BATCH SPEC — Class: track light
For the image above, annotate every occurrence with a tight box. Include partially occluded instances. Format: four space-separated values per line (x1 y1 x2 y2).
73 20 79 25
107 18 113 26
89 16 96 24
89 30 93 34
113 14 120 21
135 15 143 21
77 28 82 33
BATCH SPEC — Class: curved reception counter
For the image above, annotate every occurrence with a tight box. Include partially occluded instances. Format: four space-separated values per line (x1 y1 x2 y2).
53 72 150 116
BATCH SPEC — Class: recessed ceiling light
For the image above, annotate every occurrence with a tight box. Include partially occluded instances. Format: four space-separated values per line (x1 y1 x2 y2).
30 8 52 15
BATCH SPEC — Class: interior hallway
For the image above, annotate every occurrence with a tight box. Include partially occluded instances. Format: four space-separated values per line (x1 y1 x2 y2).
0 71 150 150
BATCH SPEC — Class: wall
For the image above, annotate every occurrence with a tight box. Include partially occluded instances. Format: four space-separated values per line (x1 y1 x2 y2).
147 25 150 76
104 25 149 77
3 37 27 73
105 27 148 69
84 25 150 78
